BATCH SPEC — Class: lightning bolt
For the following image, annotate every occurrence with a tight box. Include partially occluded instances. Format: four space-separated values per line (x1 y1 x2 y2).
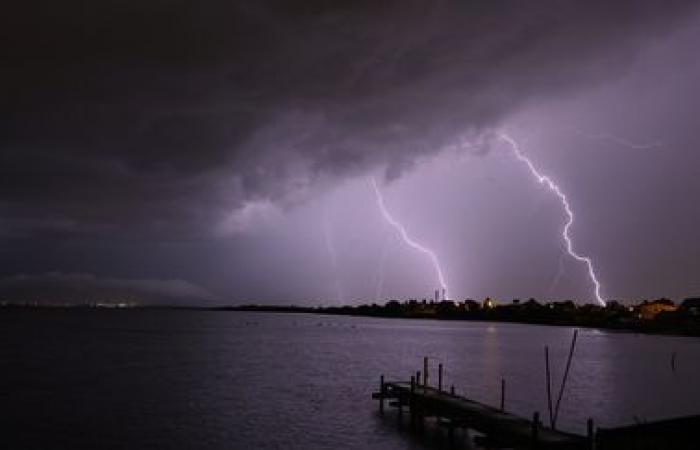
370 177 450 300
499 133 606 306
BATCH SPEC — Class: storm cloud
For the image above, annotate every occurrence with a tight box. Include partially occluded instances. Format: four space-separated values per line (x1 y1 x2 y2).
2 0 698 239
0 272 218 305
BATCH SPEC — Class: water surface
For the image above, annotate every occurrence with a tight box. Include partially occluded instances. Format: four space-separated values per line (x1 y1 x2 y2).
2 310 699 449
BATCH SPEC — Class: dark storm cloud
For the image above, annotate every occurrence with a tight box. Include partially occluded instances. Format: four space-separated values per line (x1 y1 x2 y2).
1 0 697 238
0 273 218 304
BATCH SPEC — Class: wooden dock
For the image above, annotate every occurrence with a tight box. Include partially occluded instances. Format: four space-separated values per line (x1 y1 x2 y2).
373 358 700 449
373 377 590 449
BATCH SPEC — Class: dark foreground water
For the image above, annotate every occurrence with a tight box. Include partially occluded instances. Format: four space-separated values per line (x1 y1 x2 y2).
2 310 700 449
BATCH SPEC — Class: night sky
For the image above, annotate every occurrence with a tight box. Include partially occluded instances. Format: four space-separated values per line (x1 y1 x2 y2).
2 1 700 305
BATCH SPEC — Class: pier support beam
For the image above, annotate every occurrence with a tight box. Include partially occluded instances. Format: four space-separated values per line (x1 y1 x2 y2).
587 418 595 450
397 396 403 422
438 363 443 392
532 412 540 448
410 376 416 428
501 378 506 411
423 357 429 387
379 374 385 414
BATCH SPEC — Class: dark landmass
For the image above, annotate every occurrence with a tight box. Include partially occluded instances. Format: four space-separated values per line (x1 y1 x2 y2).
226 297 700 336
4 297 700 336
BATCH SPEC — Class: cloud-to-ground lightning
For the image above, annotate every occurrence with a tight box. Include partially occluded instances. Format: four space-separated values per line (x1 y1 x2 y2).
370 177 450 300
499 133 606 306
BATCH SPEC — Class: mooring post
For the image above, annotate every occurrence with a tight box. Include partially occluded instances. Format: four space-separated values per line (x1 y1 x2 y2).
423 356 429 387
379 374 385 414
397 393 403 421
500 378 506 411
410 375 416 427
545 345 554 428
438 363 443 393
531 411 540 448
587 418 595 450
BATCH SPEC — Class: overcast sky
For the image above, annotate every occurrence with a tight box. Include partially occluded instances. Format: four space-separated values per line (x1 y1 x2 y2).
2 1 700 305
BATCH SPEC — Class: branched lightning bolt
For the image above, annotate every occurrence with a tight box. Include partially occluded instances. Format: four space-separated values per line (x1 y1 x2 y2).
370 177 450 300
499 133 606 306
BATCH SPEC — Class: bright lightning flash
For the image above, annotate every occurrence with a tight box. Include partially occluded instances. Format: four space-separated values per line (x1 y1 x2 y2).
370 178 450 300
499 133 606 306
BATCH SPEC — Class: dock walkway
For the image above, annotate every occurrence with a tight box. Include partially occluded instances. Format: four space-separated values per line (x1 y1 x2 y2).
373 375 590 449
374 358 700 449
383 381 586 449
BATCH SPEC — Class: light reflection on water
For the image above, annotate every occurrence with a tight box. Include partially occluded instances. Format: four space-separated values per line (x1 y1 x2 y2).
2 310 700 449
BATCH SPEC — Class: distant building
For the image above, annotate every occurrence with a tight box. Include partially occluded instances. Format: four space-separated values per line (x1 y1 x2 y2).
639 298 677 320
483 297 496 309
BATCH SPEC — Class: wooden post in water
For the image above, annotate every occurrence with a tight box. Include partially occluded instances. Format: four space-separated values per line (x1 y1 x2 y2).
545 346 554 428
553 329 578 429
423 356 429 387
379 374 385 414
438 363 443 393
500 378 506 411
587 418 595 450
397 394 403 422
448 414 455 442
410 376 416 427
531 411 540 448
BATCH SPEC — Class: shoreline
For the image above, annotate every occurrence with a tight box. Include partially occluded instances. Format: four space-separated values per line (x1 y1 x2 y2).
3 303 700 337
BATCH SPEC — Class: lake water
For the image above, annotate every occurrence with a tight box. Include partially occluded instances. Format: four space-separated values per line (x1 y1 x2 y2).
2 310 700 449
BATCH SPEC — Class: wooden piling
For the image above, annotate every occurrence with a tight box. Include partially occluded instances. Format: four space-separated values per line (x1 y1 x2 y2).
423 356 429 387
587 418 595 450
500 378 506 411
448 414 455 441
545 346 553 428
553 330 578 429
379 374 385 414
438 363 443 392
532 411 540 448
410 375 416 427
